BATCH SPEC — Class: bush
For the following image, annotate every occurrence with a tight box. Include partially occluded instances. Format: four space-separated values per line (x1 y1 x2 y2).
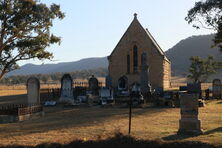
0 133 217 148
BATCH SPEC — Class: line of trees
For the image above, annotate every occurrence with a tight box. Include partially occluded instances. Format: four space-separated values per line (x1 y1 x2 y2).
0 68 108 85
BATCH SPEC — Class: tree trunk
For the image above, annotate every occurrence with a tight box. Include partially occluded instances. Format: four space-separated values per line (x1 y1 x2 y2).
0 69 6 80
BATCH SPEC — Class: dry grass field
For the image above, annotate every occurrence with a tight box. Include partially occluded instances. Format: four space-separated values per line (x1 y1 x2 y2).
0 92 221 147
0 84 60 97
0 79 221 147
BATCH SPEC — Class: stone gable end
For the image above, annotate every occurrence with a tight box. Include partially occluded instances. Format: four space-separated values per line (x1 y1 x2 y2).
108 14 171 90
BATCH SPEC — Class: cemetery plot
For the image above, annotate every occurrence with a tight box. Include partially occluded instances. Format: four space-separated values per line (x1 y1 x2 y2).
0 95 221 147
0 104 43 123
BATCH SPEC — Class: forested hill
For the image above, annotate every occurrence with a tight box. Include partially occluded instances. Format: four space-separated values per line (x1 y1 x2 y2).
165 34 222 76
7 57 108 76
7 34 222 78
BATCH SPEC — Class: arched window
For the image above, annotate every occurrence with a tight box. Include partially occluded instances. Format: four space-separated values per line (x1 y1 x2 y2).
133 45 138 72
127 54 130 74
118 76 128 90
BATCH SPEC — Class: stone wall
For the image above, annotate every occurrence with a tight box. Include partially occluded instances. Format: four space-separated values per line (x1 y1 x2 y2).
163 59 171 89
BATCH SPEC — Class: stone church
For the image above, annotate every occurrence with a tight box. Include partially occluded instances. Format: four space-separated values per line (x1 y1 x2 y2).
108 14 171 90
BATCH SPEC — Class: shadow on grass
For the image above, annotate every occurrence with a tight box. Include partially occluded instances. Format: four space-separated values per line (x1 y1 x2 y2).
216 101 222 104
163 127 222 142
204 127 222 135
162 133 199 141
0 133 217 148
0 94 27 105
0 105 168 139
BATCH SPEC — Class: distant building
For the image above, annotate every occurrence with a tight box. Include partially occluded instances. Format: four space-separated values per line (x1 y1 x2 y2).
108 14 171 90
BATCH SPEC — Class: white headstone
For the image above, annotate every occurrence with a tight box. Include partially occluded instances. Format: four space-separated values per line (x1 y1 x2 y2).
27 77 40 105
59 74 74 103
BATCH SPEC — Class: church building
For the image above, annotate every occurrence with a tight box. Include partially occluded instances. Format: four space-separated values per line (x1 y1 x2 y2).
108 14 171 90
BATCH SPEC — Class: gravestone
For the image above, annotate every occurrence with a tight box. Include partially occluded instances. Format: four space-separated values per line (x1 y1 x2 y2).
212 79 222 99
27 77 40 105
88 75 99 95
187 83 202 99
105 75 112 89
59 74 74 103
178 94 202 135
140 52 151 99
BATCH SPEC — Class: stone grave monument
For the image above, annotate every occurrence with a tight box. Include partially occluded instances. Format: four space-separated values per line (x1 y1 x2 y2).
27 77 40 105
212 79 222 99
140 52 151 99
88 75 99 95
105 75 112 89
59 74 74 103
178 94 203 135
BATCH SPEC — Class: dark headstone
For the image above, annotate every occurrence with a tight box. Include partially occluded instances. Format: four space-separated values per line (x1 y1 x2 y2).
89 75 99 95
212 79 222 99
179 86 187 91
187 83 201 94
140 52 151 95
105 75 112 89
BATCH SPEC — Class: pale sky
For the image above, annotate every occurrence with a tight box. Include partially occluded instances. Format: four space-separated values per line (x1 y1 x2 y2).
19 0 214 66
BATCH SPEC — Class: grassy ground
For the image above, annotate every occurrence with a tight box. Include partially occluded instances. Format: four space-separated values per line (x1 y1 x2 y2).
0 84 60 97
0 93 221 147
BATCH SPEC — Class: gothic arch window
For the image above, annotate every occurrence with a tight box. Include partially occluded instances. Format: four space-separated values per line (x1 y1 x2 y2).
133 45 138 72
127 54 130 74
118 76 128 90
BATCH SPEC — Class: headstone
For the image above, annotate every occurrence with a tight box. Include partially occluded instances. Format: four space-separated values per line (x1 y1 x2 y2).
140 52 151 98
179 86 187 91
59 74 74 103
130 82 144 105
212 79 222 99
105 75 112 89
187 83 201 94
187 83 202 99
88 75 99 95
178 94 202 135
27 77 40 105
131 82 141 93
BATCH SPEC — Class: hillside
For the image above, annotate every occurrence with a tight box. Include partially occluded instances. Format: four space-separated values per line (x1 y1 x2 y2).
165 34 222 77
7 34 222 79
7 57 108 76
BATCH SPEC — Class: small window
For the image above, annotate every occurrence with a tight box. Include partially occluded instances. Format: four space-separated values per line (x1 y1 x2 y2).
127 54 130 74
133 45 138 72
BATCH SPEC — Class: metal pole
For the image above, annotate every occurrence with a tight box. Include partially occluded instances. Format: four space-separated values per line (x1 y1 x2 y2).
128 95 132 135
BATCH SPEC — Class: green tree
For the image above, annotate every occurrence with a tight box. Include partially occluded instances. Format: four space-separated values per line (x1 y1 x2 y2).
0 0 65 79
186 0 222 50
188 56 221 83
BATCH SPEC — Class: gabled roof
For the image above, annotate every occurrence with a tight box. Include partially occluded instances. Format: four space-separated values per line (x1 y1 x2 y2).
109 14 170 63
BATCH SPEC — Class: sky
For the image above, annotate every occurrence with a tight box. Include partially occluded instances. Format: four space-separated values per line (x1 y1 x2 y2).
19 0 214 66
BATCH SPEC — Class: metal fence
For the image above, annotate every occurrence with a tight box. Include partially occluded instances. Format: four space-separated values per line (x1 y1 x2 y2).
18 105 43 116
0 104 42 116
